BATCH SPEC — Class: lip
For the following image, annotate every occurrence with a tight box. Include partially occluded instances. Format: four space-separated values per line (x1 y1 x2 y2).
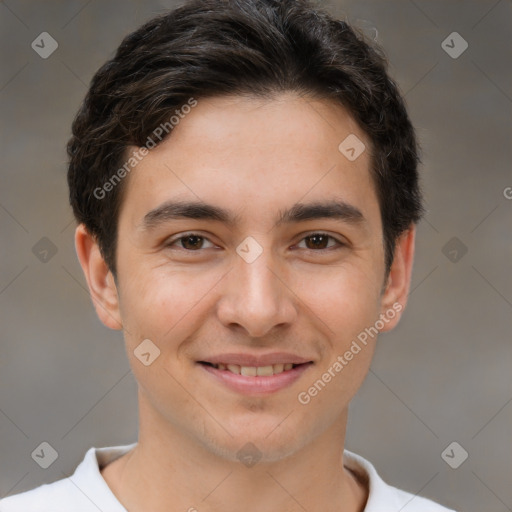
198 360 313 395
198 352 313 367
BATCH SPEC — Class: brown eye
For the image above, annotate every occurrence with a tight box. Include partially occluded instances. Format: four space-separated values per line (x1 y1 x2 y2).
180 235 204 250
305 234 329 250
296 233 343 251
166 233 215 251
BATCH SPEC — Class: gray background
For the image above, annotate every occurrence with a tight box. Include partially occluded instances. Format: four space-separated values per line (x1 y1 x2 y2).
0 1 511 511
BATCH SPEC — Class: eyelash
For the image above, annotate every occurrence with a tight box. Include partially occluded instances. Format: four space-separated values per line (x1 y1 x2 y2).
165 232 345 253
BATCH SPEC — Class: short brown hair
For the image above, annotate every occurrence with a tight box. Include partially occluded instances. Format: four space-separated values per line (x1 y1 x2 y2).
67 0 424 277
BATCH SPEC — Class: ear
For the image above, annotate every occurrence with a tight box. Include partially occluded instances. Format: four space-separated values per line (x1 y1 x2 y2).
378 226 416 333
74 224 122 330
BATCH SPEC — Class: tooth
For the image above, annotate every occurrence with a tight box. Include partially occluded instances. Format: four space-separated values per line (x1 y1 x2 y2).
227 364 241 374
217 363 227 371
240 366 257 376
257 365 274 376
272 363 284 374
284 363 293 371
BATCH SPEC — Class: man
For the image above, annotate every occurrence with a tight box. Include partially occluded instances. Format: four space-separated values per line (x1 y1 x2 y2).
0 0 456 510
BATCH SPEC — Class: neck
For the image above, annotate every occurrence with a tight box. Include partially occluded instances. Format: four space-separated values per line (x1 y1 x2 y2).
101 392 367 512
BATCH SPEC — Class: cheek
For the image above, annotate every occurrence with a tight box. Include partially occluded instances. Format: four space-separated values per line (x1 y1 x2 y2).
296 263 382 335
295 272 379 412
117 263 228 373
120 270 199 341
293 265 381 397
117 270 205 411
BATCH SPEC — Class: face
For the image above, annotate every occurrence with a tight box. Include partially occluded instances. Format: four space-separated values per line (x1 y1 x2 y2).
79 92 413 463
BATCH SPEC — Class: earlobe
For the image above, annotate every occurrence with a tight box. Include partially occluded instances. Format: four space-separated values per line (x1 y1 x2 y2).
378 226 416 333
74 224 123 330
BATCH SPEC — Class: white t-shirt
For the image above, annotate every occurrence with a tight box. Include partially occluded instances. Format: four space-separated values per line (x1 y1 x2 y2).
0 443 456 512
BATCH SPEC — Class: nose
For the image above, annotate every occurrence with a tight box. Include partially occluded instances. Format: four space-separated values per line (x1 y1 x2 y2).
216 242 298 339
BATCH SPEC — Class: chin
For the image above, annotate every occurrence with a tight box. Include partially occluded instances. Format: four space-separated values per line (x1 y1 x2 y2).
202 418 309 465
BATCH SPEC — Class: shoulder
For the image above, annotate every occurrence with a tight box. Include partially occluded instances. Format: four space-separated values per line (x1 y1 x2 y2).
0 477 87 512
0 443 136 512
343 450 457 512
386 486 457 512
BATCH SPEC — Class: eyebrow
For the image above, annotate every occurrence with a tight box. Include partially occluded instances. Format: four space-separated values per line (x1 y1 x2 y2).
142 198 365 230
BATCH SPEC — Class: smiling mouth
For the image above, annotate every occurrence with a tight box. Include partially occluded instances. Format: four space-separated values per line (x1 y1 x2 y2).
199 361 309 376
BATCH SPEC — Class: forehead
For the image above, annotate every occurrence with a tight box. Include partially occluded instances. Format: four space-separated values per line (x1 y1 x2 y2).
118 93 379 231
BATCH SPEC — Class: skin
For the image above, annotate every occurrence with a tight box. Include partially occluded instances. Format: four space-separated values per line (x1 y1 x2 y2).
75 92 416 512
